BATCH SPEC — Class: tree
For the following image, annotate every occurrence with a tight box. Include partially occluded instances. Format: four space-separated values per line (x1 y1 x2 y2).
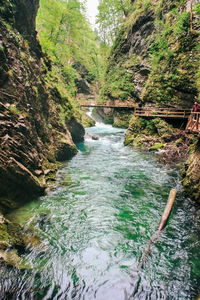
96 0 132 45
36 0 104 95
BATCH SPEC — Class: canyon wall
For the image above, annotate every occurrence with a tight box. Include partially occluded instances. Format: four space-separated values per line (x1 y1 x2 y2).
0 0 84 208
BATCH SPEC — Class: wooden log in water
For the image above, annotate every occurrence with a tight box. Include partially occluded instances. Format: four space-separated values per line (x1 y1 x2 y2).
158 189 177 231
138 189 177 268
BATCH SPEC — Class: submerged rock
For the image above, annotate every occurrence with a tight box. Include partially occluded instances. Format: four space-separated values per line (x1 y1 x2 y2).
92 135 99 140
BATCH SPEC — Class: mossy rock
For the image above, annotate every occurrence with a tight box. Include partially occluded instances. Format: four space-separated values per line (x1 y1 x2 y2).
81 114 95 128
124 131 135 146
0 224 12 249
128 116 147 133
149 143 164 151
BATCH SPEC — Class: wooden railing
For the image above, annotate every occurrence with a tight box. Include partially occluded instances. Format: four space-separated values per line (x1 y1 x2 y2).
186 112 200 133
79 102 136 108
79 99 191 120
134 108 191 119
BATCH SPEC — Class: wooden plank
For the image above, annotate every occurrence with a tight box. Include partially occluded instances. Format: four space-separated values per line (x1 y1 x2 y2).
135 113 188 118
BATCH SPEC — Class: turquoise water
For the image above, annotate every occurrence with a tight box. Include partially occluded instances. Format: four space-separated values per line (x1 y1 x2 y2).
1 122 200 299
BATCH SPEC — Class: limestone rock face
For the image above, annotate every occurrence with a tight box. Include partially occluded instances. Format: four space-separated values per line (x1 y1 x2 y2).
102 0 200 108
0 0 84 203
66 117 85 143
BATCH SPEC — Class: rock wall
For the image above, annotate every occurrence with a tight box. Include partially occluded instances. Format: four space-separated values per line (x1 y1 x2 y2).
101 0 200 108
94 107 132 128
0 0 84 207
102 0 200 202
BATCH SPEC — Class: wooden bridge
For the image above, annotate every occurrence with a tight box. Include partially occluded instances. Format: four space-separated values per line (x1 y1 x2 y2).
79 100 136 109
79 99 200 134
134 108 191 119
186 112 200 135
79 100 191 119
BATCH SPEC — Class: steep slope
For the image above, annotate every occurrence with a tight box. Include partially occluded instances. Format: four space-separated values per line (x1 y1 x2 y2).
101 0 200 202
100 0 200 108
0 0 84 208
36 0 104 100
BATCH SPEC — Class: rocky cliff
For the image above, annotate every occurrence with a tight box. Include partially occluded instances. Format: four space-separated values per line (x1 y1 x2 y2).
101 0 200 108
0 0 84 208
101 0 200 201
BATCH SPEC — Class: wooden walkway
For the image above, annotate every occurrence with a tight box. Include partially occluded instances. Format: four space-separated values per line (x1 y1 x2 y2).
80 101 190 117
80 99 200 134
79 101 136 109
134 108 191 119
79 100 192 120
186 112 200 134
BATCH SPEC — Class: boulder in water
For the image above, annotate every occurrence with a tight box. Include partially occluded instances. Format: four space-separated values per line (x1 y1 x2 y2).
92 135 99 140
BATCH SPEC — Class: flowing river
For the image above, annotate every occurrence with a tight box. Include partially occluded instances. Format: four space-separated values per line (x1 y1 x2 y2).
1 119 200 299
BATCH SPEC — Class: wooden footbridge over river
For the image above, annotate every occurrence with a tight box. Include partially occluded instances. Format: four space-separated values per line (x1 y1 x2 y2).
79 100 200 135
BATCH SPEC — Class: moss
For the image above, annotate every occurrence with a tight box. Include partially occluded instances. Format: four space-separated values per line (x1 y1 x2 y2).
56 137 78 162
134 135 143 147
149 142 164 151
113 111 132 128
0 224 12 249
81 113 95 128
124 131 135 146
100 0 200 107
32 86 39 98
8 104 22 115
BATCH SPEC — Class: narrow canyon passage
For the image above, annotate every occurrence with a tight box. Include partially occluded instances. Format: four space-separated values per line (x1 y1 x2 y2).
1 119 199 299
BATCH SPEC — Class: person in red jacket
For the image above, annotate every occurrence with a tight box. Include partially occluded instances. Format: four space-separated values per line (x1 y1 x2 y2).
192 102 200 120
192 102 200 112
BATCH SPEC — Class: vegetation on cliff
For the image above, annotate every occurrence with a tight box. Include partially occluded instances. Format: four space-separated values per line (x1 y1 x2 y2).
97 0 200 202
99 0 200 107
0 0 87 205
36 0 104 98
125 116 191 161
0 0 91 262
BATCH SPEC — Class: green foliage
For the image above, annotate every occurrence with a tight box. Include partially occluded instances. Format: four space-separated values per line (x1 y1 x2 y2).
37 0 104 96
173 12 190 36
195 3 200 15
96 0 132 45
99 61 135 101
143 0 151 12
99 0 200 107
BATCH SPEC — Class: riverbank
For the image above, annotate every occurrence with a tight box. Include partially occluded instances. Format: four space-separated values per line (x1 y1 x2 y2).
124 115 200 202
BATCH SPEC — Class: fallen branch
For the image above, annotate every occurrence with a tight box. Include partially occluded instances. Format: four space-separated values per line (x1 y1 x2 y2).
138 189 177 268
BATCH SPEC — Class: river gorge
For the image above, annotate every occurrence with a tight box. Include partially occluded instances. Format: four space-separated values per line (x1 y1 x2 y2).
1 117 200 299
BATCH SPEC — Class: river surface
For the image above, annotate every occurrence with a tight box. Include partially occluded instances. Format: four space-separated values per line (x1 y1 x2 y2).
1 120 200 299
